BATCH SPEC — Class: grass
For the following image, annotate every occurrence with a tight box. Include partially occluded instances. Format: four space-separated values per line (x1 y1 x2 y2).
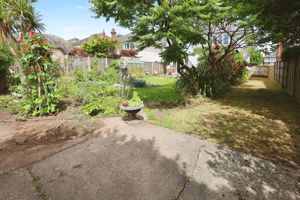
144 77 300 166
133 76 182 105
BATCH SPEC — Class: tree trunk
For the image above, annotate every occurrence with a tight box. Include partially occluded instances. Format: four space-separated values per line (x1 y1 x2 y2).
176 61 199 96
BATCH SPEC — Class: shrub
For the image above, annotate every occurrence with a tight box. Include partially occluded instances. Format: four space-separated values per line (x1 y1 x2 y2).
81 96 123 116
120 49 137 57
131 78 147 88
127 92 143 107
282 46 300 61
20 32 60 116
249 49 263 66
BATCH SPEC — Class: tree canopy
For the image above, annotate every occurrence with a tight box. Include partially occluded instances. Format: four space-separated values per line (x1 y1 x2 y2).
90 0 255 95
82 35 119 58
237 0 300 46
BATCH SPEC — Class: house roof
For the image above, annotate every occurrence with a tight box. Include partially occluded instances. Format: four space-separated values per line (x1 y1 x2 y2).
70 31 134 47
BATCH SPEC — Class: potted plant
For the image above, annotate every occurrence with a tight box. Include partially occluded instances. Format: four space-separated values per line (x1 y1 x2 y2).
120 92 144 119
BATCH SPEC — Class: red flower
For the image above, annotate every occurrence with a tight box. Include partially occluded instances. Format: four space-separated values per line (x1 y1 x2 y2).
28 31 35 38
42 58 49 62
26 43 30 47
19 37 24 43
34 41 39 45
42 41 48 45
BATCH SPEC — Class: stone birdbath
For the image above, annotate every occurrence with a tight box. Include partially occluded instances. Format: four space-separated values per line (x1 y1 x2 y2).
120 103 144 120
120 92 144 122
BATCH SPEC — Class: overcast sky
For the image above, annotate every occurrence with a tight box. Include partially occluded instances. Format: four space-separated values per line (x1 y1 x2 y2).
35 0 130 40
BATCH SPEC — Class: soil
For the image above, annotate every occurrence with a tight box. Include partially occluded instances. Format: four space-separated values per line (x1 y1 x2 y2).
0 108 104 175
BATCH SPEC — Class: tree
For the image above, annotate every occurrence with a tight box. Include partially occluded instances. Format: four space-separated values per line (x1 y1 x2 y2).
248 48 263 66
236 0 300 46
90 0 255 95
0 0 44 81
82 35 119 58
0 0 44 55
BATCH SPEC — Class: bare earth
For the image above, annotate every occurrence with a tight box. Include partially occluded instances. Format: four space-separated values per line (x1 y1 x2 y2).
0 112 299 200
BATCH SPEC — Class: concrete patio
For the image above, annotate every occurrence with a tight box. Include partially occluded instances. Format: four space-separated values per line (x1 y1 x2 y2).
0 118 299 200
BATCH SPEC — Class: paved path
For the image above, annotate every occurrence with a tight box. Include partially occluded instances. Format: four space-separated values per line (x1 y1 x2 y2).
0 118 299 200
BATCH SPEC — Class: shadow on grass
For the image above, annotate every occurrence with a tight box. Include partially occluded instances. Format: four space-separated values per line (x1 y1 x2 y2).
199 78 300 166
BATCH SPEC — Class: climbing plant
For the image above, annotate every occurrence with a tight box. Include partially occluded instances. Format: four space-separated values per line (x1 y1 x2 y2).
20 32 60 116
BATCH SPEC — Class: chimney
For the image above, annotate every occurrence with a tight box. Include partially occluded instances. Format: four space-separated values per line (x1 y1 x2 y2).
101 29 106 38
111 28 117 39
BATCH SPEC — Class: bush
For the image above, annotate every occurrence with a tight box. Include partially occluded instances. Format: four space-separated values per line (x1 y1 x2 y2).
0 95 22 114
131 78 147 88
249 49 263 66
81 96 123 116
0 44 14 94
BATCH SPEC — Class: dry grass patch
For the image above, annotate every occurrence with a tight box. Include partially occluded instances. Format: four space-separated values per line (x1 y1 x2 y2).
145 78 300 166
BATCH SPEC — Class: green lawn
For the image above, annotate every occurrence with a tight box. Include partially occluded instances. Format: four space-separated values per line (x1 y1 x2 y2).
133 76 183 105
143 77 300 167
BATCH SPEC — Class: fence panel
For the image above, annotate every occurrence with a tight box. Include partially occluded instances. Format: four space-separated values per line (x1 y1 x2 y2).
274 58 300 103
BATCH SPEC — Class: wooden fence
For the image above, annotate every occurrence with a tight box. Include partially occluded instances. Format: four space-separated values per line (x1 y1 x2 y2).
275 58 300 103
55 56 166 75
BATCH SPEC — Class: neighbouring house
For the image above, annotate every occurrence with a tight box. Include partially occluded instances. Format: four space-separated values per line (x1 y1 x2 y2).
263 52 277 65
69 29 178 74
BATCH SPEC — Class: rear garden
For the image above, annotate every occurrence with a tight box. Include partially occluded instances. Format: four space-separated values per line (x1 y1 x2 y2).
137 76 300 167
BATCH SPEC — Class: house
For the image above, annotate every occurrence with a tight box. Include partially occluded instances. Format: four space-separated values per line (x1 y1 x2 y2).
263 52 277 65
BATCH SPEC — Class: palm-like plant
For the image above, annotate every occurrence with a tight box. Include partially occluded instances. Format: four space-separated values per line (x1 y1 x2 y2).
0 0 44 56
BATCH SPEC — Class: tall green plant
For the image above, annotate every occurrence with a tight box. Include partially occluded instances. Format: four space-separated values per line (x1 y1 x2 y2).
20 32 59 116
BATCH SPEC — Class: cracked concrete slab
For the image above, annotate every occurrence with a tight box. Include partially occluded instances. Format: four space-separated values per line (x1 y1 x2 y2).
29 118 205 200
1 118 299 200
180 143 300 200
0 168 40 200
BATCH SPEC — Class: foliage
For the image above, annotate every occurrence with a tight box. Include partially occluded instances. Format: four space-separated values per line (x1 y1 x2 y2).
249 49 263 66
57 62 123 117
120 49 137 57
89 0 255 96
19 32 60 116
70 47 91 57
0 0 44 59
131 78 146 88
176 50 248 97
0 44 13 74
81 96 123 116
82 34 119 58
237 0 300 46
282 46 300 61
127 92 143 107
0 95 23 114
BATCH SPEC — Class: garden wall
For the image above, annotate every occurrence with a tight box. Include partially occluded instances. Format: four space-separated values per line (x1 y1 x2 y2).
275 58 300 103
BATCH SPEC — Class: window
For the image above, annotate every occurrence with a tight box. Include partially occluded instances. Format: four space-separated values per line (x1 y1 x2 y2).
222 34 229 45
216 34 230 45
124 42 135 49
130 43 135 49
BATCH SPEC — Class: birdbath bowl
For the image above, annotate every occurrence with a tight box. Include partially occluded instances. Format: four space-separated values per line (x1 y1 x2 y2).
120 104 144 120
